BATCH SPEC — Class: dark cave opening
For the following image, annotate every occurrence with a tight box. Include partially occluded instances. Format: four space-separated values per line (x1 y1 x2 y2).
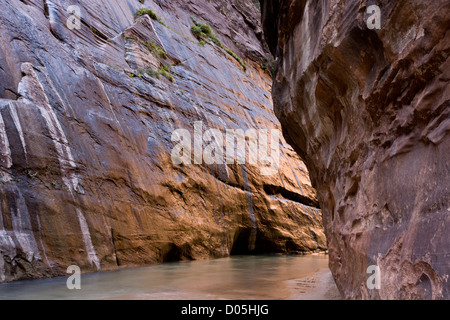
161 243 193 263
230 228 255 255
230 227 300 255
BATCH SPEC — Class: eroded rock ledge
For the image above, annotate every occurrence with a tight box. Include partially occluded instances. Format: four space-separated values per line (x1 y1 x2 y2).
261 0 449 299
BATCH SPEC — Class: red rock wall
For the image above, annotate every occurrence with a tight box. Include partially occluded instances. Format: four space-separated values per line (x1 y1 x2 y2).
261 0 450 299
0 0 325 282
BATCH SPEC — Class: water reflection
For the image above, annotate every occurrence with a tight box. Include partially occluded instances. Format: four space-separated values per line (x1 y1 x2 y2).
0 254 339 300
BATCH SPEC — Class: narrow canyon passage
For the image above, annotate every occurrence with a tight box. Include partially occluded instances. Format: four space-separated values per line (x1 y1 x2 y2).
0 0 447 301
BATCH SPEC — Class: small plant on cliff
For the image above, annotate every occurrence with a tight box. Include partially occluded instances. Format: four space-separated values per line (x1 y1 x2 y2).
191 23 247 72
225 48 247 72
143 41 167 59
190 25 202 39
190 24 223 48
134 9 166 26
142 64 174 82
158 64 174 82
135 9 158 20
144 68 158 78
261 56 275 76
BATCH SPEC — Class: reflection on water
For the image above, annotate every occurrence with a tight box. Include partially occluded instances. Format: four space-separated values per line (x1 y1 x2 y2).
0 254 340 300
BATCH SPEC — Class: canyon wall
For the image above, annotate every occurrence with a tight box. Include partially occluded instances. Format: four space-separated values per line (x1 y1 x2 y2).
261 0 449 299
0 0 326 282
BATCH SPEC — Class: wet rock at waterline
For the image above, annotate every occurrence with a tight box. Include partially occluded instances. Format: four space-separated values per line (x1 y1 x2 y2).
261 0 449 299
0 0 325 282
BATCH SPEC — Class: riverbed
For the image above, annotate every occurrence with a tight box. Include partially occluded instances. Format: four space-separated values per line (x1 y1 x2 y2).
0 254 341 300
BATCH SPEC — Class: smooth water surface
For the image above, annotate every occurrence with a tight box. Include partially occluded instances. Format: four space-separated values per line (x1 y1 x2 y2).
0 254 340 300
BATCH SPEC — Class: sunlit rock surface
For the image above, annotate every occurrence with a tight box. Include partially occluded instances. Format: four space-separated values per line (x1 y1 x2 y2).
261 0 449 299
0 0 325 282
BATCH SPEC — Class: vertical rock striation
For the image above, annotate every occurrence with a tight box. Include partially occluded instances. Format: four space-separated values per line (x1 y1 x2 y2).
0 0 325 282
261 0 449 299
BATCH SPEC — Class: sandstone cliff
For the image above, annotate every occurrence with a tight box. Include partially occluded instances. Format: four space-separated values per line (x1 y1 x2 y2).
261 0 449 299
0 0 325 282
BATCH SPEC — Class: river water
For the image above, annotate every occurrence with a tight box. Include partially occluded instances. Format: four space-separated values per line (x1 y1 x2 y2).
0 254 341 300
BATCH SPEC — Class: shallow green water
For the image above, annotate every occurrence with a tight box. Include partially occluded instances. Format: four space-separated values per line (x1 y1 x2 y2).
0 254 339 300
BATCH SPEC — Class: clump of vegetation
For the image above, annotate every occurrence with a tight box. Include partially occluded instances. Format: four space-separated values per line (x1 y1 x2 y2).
225 48 247 72
140 68 156 77
124 36 168 60
124 35 135 43
158 64 174 82
190 24 223 48
138 0 145 4
138 64 174 82
261 56 275 76
190 22 247 72
134 9 166 26
135 9 158 19
143 41 167 59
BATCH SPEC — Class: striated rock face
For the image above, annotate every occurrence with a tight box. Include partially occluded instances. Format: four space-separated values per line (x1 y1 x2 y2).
0 0 325 282
261 0 450 299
